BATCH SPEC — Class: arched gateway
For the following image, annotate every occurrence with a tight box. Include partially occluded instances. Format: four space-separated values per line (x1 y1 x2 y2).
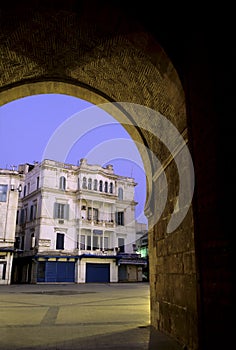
0 2 233 349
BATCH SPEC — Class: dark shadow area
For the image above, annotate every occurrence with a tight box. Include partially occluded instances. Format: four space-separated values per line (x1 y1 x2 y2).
5 326 182 350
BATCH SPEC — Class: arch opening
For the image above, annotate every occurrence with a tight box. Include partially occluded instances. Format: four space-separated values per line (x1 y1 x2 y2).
0 4 198 345
0 70 197 348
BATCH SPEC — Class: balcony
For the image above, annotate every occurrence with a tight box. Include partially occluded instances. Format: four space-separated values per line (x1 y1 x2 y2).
77 249 116 256
78 218 115 229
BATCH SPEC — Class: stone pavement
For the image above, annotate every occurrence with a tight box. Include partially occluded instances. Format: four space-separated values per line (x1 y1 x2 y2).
0 283 182 350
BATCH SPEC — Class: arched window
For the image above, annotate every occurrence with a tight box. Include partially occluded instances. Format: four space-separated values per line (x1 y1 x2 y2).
104 181 108 193
118 187 123 200
59 176 66 190
109 182 113 194
82 177 87 189
94 179 98 191
88 178 92 190
99 180 103 192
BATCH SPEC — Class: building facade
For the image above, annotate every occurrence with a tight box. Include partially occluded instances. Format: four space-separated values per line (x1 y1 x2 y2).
12 159 146 284
0 169 22 284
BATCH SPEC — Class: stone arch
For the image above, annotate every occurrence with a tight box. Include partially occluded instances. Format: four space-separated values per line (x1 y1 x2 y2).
0 3 198 349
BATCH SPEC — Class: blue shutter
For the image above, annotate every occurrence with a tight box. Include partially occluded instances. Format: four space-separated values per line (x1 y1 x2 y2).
45 262 57 282
86 263 110 283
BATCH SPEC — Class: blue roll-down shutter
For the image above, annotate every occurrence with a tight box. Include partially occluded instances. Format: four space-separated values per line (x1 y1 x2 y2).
46 262 57 282
86 263 110 283
44 261 75 282
57 262 75 282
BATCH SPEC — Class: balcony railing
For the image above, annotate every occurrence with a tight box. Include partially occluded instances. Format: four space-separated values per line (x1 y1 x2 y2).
78 218 115 228
77 249 116 256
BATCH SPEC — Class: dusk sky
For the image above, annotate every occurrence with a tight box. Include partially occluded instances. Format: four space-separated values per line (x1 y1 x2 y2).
0 94 147 224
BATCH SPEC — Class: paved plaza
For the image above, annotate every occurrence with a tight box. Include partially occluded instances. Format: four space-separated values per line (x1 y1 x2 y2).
0 283 182 350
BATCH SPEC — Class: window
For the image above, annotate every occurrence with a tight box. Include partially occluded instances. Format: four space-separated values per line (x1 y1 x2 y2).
20 209 25 224
30 203 37 221
54 203 69 220
104 237 108 250
0 184 7 202
88 178 92 190
27 182 30 195
36 176 40 190
94 179 98 191
118 187 123 200
30 205 33 221
82 177 87 189
59 176 66 190
78 178 80 190
88 207 98 221
23 185 27 197
104 181 108 193
93 236 99 250
109 183 113 194
99 180 103 192
115 211 124 225
100 236 108 250
56 233 64 250
20 207 28 224
118 238 125 253
87 236 91 250
79 235 85 249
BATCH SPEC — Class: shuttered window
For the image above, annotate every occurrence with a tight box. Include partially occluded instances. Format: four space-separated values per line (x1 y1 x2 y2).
88 178 92 190
118 238 125 253
109 183 113 193
115 211 124 225
54 203 69 220
79 235 85 249
104 181 108 192
59 176 66 190
94 179 98 190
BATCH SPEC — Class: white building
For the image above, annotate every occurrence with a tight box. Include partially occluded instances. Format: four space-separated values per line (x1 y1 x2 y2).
0 169 22 284
13 159 146 283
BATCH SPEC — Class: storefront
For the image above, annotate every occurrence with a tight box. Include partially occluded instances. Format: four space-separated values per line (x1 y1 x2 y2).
36 256 77 283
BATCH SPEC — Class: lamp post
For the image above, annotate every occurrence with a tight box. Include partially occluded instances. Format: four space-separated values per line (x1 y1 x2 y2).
10 184 22 192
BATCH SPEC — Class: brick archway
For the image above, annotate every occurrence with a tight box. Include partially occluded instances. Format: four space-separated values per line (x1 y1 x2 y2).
0 3 196 349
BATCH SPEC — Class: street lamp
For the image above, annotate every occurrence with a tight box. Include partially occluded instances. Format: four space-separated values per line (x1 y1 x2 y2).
10 184 22 192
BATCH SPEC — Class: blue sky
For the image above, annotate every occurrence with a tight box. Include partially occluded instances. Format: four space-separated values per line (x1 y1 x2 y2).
0 94 147 224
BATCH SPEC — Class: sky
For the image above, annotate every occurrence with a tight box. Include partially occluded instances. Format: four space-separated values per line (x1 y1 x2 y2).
0 94 147 224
